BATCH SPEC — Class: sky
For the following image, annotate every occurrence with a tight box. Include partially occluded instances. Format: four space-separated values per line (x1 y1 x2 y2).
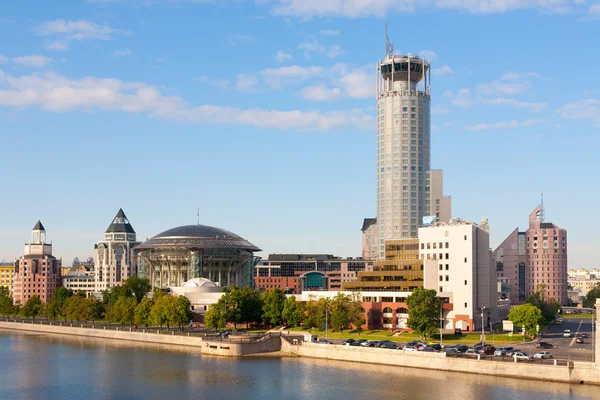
0 0 599 268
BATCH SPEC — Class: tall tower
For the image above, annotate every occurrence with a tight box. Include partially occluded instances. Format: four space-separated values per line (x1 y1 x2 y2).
94 209 140 292
375 27 433 259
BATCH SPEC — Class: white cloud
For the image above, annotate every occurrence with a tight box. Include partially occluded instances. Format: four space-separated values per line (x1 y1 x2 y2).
275 51 292 63
445 88 473 108
12 55 53 67
228 35 253 46
419 50 437 61
0 55 8 63
320 29 340 36
432 107 450 115
212 79 230 88
0 69 374 131
111 48 131 58
269 0 578 17
327 45 342 58
556 99 600 121
37 19 129 50
261 65 324 89
298 38 326 59
337 68 373 98
591 5 600 15
432 65 454 76
478 79 531 95
465 119 538 131
500 71 541 80
481 97 547 112
235 74 259 92
300 85 341 101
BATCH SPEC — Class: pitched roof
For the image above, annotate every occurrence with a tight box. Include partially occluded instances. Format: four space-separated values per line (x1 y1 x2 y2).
361 218 376 232
105 208 136 234
33 220 45 231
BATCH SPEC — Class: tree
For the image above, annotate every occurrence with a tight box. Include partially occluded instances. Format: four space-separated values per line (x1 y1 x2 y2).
233 286 263 328
508 303 544 336
49 287 74 321
304 295 320 329
583 285 600 309
204 302 224 330
84 298 104 323
109 297 136 326
123 276 152 303
134 297 154 328
63 295 86 323
261 288 286 326
347 292 365 335
45 298 61 320
149 294 175 329
173 296 192 331
528 284 560 321
0 287 13 316
12 300 21 319
21 296 43 320
406 287 442 339
330 293 351 332
282 296 304 328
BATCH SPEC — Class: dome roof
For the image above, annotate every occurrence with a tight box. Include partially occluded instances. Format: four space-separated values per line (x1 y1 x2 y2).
134 224 261 253
182 278 218 288
153 224 241 239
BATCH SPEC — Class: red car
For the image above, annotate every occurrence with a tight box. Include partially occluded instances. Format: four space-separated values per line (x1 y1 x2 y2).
478 346 496 355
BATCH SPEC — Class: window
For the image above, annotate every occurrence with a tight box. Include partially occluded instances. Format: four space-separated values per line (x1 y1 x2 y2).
464 280 467 285
464 302 467 308
445 242 449 248
439 286 443 292
445 264 449 270
439 265 443 271
445 276 449 281
439 276 443 281
464 257 467 263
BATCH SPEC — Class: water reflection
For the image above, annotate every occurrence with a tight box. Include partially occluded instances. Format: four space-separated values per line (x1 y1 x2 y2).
0 330 595 400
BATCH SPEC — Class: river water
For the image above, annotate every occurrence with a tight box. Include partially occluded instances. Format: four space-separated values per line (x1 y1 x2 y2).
0 330 595 400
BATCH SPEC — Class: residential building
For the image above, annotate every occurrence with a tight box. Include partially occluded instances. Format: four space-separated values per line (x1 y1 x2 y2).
63 272 95 296
525 204 568 304
419 218 497 331
567 269 600 295
375 31 451 259
255 254 373 293
94 209 140 292
493 228 527 304
361 218 377 260
12 221 62 304
0 262 14 294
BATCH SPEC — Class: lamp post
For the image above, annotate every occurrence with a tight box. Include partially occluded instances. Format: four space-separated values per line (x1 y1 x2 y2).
481 306 486 343
223 299 227 331
325 302 329 341
440 299 447 347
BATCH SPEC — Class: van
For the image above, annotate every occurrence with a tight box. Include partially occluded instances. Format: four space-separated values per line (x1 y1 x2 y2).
563 330 571 338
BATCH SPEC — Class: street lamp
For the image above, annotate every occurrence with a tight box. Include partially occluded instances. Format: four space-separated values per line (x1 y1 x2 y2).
223 299 227 331
325 302 329 341
440 299 447 346
481 306 486 343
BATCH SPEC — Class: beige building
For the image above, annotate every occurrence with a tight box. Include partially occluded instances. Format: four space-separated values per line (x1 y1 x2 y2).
0 263 14 294
361 218 378 260
568 269 600 295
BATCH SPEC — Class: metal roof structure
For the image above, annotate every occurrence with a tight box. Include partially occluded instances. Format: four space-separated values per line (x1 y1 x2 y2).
33 220 45 231
105 208 136 234
135 224 261 252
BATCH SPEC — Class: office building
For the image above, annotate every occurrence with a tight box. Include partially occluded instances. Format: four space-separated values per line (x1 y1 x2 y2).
12 221 62 303
419 218 497 331
94 209 140 292
255 254 372 293
493 229 527 304
375 29 450 259
361 218 378 260
568 269 600 295
0 262 14 294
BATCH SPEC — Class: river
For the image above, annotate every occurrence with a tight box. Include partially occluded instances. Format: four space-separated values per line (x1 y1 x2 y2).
0 330 595 400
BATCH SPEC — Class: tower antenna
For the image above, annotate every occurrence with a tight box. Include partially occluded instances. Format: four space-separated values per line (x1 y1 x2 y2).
540 194 545 222
197 207 200 225
385 22 394 58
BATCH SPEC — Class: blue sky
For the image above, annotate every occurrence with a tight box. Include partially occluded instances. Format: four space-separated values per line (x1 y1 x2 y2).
0 0 599 268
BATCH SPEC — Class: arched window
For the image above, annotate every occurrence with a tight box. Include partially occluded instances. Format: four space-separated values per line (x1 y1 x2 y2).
396 307 408 314
383 307 393 313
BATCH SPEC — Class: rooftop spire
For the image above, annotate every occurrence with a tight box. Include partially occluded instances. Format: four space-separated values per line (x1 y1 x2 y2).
33 220 45 231
540 193 545 222
385 22 394 58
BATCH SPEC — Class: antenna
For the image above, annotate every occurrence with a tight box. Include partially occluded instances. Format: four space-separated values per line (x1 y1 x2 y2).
540 194 545 222
385 22 394 58
197 207 200 225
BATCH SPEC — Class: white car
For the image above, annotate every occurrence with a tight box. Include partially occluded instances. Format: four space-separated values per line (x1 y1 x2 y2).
534 351 553 359
513 352 534 362
563 330 571 338
403 346 418 352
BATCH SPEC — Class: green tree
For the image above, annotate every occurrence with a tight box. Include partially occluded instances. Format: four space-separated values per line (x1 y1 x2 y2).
330 293 351 332
149 294 175 329
21 296 43 320
528 284 561 321
282 296 304 327
261 288 286 326
12 300 21 319
406 287 442 339
63 295 86 323
84 298 104 323
508 303 544 336
204 302 224 330
304 295 320 329
0 287 13 316
45 298 61 320
123 276 152 303
49 287 74 321
347 292 365 335
583 285 600 308
134 297 154 328
234 286 263 328
109 297 136 326
173 296 192 331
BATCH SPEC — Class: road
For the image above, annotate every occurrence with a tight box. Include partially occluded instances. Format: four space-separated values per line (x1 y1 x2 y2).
517 318 596 362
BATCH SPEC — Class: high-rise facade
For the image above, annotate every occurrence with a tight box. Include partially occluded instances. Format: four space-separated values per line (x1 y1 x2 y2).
94 209 140 292
375 32 450 259
12 221 62 304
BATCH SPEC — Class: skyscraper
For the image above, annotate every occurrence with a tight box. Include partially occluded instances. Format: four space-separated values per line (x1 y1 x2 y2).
375 28 450 259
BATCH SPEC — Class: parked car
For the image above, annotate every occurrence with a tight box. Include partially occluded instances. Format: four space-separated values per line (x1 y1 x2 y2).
513 352 534 362
217 331 231 337
478 346 496 355
494 346 514 356
563 330 572 338
576 337 584 344
536 342 553 349
505 349 521 356
444 347 459 354
342 338 355 345
380 342 398 350
429 343 442 351
465 349 478 355
404 346 419 352
351 339 367 347
473 342 492 350
454 328 463 335
317 339 332 344
581 333 588 338
534 351 553 359
419 346 437 352
455 345 469 353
